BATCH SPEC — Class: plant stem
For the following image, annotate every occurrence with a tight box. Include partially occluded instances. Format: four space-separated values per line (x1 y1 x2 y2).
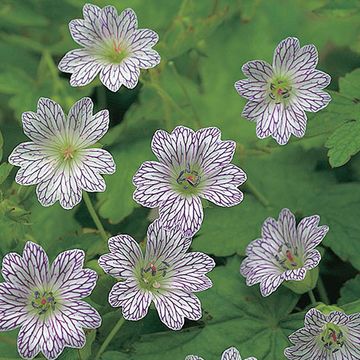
94 316 126 360
317 275 330 304
308 289 317 305
243 179 270 207
83 192 108 242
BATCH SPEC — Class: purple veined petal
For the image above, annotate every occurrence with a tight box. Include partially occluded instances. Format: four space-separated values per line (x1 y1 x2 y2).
76 164 106 192
288 44 318 75
22 242 50 287
185 356 204 360
83 3 101 22
280 103 307 140
118 59 141 89
277 209 298 248
132 161 172 208
60 300 101 329
327 311 349 326
201 164 246 207
282 268 307 282
234 78 268 101
50 249 97 300
0 282 28 331
99 234 143 278
221 347 241 360
108 280 152 321
145 220 192 264
255 102 282 140
100 63 125 92
242 101 267 122
304 308 327 328
36 161 83 210
242 60 273 82
297 215 328 249
9 143 57 186
128 28 159 52
67 97 94 141
302 249 321 270
130 48 161 69
159 193 204 237
293 69 331 90
170 252 215 292
69 19 102 47
194 127 236 172
17 316 42 360
285 329 322 360
259 273 283 296
58 49 103 87
80 148 116 175
22 98 65 143
273 37 301 74
261 215 287 246
152 289 202 330
296 88 331 113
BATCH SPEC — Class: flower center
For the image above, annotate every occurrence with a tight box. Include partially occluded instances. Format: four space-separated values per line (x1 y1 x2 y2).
320 323 345 354
174 162 202 196
275 243 302 270
31 290 56 316
62 145 76 160
103 39 128 64
139 261 170 291
268 76 292 104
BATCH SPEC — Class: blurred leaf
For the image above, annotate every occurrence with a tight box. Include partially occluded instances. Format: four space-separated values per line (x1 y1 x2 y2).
102 257 301 360
0 163 13 185
339 274 360 305
98 140 154 224
315 0 360 17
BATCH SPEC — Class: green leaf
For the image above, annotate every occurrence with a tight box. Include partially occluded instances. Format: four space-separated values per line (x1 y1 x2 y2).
339 274 360 305
0 163 13 185
193 146 335 256
102 257 301 360
98 140 154 224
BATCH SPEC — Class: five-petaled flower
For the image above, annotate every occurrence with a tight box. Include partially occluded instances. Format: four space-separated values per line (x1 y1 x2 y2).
132 126 247 237
0 241 101 360
186 346 257 360
235 37 331 145
58 4 161 92
98 220 215 330
240 208 329 297
285 308 360 360
8 97 116 210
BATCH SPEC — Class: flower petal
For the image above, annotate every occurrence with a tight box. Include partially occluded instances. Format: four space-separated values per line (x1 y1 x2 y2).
0 282 28 331
99 64 123 92
152 289 202 330
201 164 246 207
242 60 273 82
159 193 203 237
129 28 159 51
221 347 241 360
296 88 331 113
130 49 160 69
99 234 142 279
108 280 152 321
145 220 192 264
235 78 268 101
17 317 43 360
60 300 101 329
80 148 116 175
133 161 171 208
297 215 328 249
69 19 102 47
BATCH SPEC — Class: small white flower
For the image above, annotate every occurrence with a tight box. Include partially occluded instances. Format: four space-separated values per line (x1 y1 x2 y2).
98 220 215 330
8 97 115 210
235 37 331 145
285 308 360 359
240 208 329 296
186 346 257 360
58 4 160 92
133 126 247 237
0 242 101 360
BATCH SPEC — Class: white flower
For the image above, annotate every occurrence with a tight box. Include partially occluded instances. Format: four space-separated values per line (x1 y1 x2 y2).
185 346 257 360
98 220 215 330
0 242 101 360
8 97 115 209
285 308 360 359
240 208 329 296
133 126 247 237
58 4 161 92
235 37 331 145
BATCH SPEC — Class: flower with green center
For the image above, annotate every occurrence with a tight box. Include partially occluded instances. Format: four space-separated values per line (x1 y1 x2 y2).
8 97 115 210
133 126 247 237
58 4 160 92
240 208 329 297
285 308 360 359
98 220 215 330
235 37 331 145
0 242 101 360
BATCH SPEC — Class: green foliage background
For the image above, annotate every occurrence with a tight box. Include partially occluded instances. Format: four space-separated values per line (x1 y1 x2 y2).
0 0 360 359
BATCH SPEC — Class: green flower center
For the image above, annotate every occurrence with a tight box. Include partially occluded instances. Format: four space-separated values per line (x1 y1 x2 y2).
174 163 202 196
275 244 303 270
61 144 77 161
103 39 128 64
320 323 345 354
31 290 57 316
268 76 292 104
139 261 170 291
